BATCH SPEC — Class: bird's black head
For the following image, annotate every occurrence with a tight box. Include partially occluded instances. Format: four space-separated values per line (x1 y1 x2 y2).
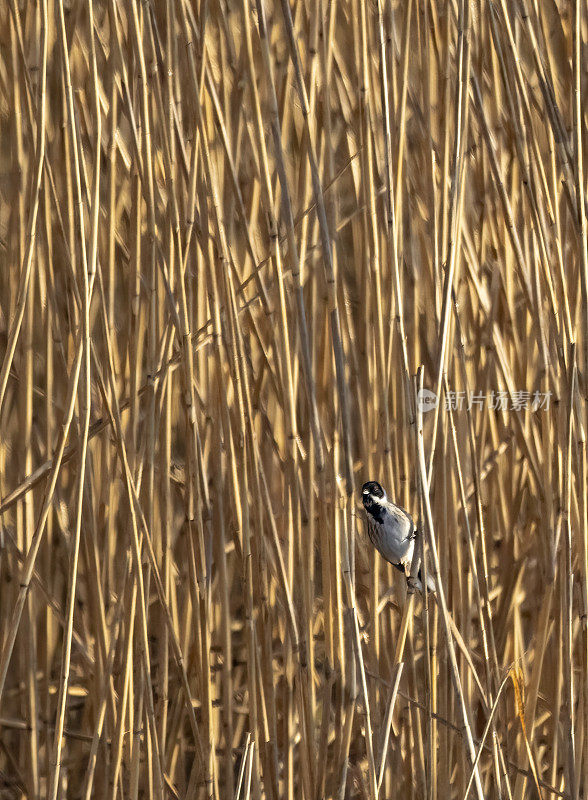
362 481 386 506
362 481 387 523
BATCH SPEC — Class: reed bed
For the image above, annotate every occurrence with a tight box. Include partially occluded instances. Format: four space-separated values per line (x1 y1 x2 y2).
0 0 587 798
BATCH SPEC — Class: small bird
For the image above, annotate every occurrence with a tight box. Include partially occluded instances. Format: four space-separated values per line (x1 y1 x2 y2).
362 480 436 593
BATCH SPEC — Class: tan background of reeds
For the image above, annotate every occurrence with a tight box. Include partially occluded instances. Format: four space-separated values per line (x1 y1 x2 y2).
0 0 587 798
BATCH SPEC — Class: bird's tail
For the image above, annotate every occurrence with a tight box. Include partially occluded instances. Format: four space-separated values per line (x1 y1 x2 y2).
417 567 436 594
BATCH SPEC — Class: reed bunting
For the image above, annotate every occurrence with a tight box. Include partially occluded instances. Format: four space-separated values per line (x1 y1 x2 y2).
362 480 436 593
